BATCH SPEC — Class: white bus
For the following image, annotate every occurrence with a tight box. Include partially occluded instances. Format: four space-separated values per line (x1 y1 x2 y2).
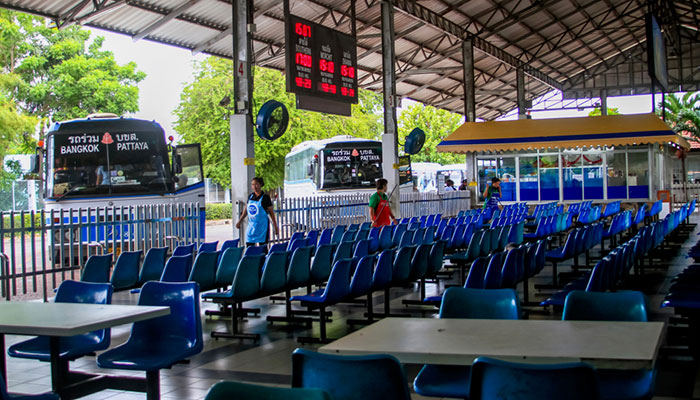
284 136 384 198
41 114 205 241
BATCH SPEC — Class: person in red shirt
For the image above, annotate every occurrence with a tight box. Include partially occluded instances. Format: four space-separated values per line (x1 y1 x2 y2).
369 178 397 227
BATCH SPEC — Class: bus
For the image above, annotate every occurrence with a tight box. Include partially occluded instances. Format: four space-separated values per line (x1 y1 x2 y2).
284 136 383 198
40 114 205 250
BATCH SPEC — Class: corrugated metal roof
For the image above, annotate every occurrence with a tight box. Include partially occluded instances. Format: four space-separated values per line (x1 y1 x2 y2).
1 0 698 120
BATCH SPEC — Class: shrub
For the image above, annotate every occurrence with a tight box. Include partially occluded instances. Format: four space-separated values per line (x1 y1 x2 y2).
206 203 233 220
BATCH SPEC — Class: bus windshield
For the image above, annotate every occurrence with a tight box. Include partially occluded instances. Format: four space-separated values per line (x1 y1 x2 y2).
321 145 382 189
47 130 173 199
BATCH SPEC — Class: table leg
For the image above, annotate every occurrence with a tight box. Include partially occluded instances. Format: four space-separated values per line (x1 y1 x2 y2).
0 334 6 385
49 337 65 394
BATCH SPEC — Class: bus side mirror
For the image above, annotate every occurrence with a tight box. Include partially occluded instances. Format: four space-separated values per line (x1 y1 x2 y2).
307 163 315 177
29 154 40 175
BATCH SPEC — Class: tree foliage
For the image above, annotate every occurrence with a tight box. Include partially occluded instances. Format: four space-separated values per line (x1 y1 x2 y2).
588 107 620 116
397 102 465 165
174 57 383 188
658 92 700 143
1 9 145 129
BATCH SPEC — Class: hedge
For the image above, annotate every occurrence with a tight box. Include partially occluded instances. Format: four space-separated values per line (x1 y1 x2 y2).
206 203 233 220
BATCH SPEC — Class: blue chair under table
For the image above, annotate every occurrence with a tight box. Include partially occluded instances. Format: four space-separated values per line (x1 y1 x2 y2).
205 380 330 400
9 280 113 362
563 291 655 400
292 348 411 400
97 282 203 400
468 357 601 400
414 287 519 399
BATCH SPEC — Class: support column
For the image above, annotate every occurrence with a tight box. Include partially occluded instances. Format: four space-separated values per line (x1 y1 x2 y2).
230 0 255 240
600 89 608 116
516 67 527 119
462 39 475 123
381 1 400 218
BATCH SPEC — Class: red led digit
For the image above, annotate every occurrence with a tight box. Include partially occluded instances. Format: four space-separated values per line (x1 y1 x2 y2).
327 61 334 73
295 77 303 87
295 53 312 67
295 22 311 37
303 78 311 89
348 66 355 78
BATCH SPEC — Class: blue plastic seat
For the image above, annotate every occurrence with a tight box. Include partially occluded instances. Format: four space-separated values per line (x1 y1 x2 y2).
289 231 305 243
332 241 354 265
310 244 334 285
173 243 195 257
8 281 113 362
160 255 191 282
562 290 654 400
292 348 411 400
214 246 244 288
330 225 346 244
392 224 408 247
399 230 415 248
205 380 330 400
318 228 333 246
97 282 203 399
377 225 393 251
219 239 239 255
269 242 288 254
110 250 142 290
138 247 168 284
340 230 356 243
353 239 372 258
468 357 601 400
198 241 218 253
482 252 505 289
244 245 266 255
414 287 519 399
81 254 113 283
290 259 351 343
188 251 221 292
306 230 319 246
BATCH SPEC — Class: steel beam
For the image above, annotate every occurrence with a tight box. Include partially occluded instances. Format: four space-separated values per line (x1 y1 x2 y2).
462 38 475 122
381 1 400 218
132 0 201 42
390 0 563 90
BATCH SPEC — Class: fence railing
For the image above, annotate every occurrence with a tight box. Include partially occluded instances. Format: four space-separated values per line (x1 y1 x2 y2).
0 203 201 302
272 191 470 242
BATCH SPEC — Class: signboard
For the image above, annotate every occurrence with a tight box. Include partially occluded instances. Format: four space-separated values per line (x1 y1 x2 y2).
285 14 358 104
323 148 381 164
398 155 412 185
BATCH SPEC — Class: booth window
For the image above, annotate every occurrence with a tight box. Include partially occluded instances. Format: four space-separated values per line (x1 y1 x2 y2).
499 158 516 202
607 151 627 199
562 151 582 201
583 152 604 200
519 156 538 201
628 151 649 198
539 154 559 201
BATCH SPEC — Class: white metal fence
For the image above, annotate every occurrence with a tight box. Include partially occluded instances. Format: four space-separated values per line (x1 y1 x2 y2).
0 203 201 301
271 191 470 241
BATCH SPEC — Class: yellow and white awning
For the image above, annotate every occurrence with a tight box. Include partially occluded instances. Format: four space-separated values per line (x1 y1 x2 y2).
437 113 689 153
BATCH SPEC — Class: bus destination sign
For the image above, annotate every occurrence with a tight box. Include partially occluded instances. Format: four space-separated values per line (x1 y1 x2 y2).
285 14 358 104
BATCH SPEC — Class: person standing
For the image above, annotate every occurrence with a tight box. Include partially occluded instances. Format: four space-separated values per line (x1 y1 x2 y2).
458 179 468 191
369 178 397 227
483 177 502 213
236 176 279 249
444 179 457 191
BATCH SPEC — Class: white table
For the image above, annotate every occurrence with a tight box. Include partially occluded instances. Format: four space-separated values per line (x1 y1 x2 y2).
0 302 169 399
320 318 665 369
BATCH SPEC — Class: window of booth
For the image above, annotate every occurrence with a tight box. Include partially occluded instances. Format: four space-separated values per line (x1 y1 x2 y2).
583 151 604 200
477 159 497 199
607 151 627 199
499 157 517 201
628 151 650 198
539 154 559 201
519 156 538 202
562 150 582 201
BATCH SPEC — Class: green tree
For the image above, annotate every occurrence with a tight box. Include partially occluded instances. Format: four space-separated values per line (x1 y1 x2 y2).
397 102 465 165
174 57 383 188
588 107 620 116
658 92 700 144
1 9 145 124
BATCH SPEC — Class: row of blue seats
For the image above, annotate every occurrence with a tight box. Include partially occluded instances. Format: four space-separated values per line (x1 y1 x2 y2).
523 211 573 240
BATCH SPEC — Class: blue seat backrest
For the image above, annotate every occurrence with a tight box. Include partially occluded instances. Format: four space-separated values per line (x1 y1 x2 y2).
198 241 219 253
468 357 600 400
563 290 647 322
392 224 408 247
287 246 312 288
310 244 334 283
81 254 113 283
232 254 265 299
349 255 376 297
499 248 522 289
244 245 266 256
378 225 394 251
483 252 504 289
372 249 394 289
331 226 346 244
260 251 288 294
440 287 519 319
133 281 203 356
111 250 142 289
353 239 372 258
290 232 305 243
306 230 319 246
464 257 487 289
139 247 168 283
215 246 244 286
392 246 414 283
292 348 412 400
160 255 191 282
321 259 352 303
188 251 221 292
173 243 195 257
427 240 446 275
269 242 288 254
219 239 240 255
318 228 333 246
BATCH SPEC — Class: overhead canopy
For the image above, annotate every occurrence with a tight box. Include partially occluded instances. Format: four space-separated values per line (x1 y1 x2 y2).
437 113 689 154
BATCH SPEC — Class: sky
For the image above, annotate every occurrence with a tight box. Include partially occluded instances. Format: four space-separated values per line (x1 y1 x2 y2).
91 27 660 136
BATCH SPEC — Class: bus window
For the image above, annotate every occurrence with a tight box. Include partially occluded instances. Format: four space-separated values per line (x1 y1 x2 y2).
175 144 203 189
